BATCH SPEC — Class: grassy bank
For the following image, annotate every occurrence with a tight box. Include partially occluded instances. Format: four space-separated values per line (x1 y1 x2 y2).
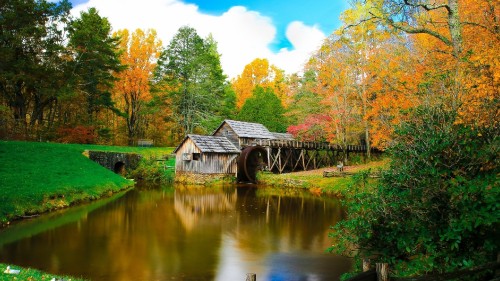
0 263 86 281
258 159 389 196
0 141 173 224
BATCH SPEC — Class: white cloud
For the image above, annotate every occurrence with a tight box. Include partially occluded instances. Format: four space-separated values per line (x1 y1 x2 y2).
71 0 326 78
272 21 327 76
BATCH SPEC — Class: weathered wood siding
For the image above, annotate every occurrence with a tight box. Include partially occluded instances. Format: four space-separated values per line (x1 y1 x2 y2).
175 138 239 174
213 123 240 148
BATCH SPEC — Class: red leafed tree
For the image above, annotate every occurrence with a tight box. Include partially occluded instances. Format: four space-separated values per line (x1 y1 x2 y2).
288 114 332 142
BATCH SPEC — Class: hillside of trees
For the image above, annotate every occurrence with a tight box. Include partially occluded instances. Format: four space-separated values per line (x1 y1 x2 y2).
1 0 497 150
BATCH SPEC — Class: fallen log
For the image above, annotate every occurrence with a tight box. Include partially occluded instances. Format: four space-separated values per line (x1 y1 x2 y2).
323 170 381 178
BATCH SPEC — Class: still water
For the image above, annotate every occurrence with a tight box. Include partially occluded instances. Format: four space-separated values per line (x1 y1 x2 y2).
0 183 351 281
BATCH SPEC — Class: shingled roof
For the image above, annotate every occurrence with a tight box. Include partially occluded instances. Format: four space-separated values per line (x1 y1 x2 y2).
217 120 276 139
174 134 240 154
272 132 295 141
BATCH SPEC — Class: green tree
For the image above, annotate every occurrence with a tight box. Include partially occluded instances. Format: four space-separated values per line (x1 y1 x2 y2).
67 7 123 124
286 71 325 126
331 105 499 278
155 26 228 140
237 86 288 132
0 0 72 139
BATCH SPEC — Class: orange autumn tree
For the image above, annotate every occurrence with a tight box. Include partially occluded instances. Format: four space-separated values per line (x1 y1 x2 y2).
113 28 162 145
307 37 358 153
364 0 499 128
343 3 425 152
341 2 422 149
305 3 419 154
232 58 288 109
459 0 499 127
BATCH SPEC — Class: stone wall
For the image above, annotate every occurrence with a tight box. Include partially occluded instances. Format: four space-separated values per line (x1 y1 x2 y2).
175 172 236 185
87 151 142 174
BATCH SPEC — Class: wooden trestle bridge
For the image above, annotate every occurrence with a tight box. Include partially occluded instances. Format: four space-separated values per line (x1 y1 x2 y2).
239 138 378 175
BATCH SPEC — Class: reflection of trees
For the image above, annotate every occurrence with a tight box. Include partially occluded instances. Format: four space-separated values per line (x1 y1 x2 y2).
0 187 223 281
174 188 237 232
0 185 347 281
234 187 343 254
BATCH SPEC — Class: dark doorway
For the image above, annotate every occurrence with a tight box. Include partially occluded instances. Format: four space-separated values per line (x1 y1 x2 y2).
114 162 126 175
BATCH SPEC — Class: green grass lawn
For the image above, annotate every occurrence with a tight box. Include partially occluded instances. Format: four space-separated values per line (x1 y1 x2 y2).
0 141 174 224
0 263 87 281
258 158 389 196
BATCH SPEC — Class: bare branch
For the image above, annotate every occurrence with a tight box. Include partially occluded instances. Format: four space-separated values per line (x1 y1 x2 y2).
387 18 453 46
403 0 451 13
462 21 490 31
342 16 379 32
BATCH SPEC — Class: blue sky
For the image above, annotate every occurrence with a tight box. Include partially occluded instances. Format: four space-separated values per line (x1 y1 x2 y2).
69 0 349 77
182 0 346 51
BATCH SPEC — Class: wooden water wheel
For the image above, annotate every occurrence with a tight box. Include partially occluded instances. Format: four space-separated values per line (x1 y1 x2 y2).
237 146 267 183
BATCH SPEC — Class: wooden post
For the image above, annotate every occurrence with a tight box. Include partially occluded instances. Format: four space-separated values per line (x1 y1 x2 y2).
376 263 389 281
496 252 500 277
363 259 371 272
246 273 256 281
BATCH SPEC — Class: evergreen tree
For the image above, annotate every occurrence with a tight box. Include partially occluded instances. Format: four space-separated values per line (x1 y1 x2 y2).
237 86 288 132
155 26 229 139
0 0 72 138
68 7 123 124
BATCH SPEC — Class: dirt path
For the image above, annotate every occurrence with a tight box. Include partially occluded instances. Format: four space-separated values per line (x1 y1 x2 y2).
291 159 388 176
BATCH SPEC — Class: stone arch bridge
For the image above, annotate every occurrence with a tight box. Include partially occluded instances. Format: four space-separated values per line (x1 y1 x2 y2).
87 151 142 175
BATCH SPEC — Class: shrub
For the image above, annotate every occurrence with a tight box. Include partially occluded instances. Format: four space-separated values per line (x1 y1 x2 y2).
56 125 97 144
330 105 499 277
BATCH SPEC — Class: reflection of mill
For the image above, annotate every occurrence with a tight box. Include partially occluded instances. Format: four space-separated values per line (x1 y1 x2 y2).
174 189 237 231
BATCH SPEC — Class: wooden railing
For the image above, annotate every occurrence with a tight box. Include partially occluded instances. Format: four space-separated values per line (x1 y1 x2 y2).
240 138 373 152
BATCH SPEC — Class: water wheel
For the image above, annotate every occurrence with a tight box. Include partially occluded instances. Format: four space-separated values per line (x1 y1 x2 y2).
237 146 267 183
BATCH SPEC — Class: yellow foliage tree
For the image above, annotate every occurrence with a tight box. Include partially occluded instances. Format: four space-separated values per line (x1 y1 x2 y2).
231 58 289 109
113 28 162 145
364 0 499 128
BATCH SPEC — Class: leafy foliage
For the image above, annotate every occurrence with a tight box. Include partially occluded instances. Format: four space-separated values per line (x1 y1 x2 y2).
113 28 162 145
155 26 229 140
67 7 124 123
56 125 97 144
237 86 288 132
0 0 71 138
288 114 332 142
330 105 499 277
231 58 288 109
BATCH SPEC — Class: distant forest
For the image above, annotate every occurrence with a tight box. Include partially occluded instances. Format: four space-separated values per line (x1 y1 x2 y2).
1 0 497 151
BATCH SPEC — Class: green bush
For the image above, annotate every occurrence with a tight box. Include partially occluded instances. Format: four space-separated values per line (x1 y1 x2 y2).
129 156 175 183
330 105 499 278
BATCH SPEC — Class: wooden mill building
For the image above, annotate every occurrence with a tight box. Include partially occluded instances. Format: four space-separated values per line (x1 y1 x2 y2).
174 120 292 182
174 119 373 183
173 134 241 175
212 119 288 148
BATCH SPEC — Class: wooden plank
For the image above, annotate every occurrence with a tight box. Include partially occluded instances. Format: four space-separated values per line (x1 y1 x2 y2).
280 149 293 173
376 263 389 281
246 273 256 281
293 149 304 171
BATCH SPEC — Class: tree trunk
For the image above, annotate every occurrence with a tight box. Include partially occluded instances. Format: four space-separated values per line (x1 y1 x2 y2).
448 0 463 58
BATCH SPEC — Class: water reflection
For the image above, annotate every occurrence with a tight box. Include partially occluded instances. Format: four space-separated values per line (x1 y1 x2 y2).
0 183 350 281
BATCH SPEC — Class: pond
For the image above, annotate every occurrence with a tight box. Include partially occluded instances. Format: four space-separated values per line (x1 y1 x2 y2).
0 183 351 281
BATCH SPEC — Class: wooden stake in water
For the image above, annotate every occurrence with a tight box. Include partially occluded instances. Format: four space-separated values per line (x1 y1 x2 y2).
376 263 389 281
246 273 256 281
363 258 371 272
